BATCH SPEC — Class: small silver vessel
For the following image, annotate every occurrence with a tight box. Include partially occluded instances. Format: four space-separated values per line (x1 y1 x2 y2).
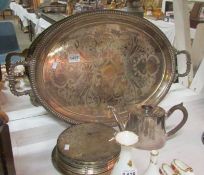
52 123 120 174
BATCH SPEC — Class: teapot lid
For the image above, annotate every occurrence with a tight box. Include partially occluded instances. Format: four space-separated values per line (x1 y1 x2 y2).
131 105 165 118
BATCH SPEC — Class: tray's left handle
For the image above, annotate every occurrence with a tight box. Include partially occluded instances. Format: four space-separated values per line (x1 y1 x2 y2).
5 49 28 75
8 60 31 96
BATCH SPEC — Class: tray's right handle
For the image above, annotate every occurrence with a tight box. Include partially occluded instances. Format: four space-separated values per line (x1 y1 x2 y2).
8 60 31 96
174 50 191 81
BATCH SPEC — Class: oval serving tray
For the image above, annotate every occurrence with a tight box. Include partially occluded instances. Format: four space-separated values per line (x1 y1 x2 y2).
8 10 184 125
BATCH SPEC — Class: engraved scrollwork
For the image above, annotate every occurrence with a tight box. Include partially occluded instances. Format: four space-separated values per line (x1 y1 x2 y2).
44 23 163 109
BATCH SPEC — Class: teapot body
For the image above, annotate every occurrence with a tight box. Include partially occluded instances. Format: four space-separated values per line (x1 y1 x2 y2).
125 103 188 150
126 105 166 150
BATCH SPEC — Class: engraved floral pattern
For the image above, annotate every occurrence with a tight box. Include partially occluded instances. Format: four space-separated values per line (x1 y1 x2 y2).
43 24 163 111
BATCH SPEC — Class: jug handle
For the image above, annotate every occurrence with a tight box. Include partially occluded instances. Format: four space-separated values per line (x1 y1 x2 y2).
166 103 188 137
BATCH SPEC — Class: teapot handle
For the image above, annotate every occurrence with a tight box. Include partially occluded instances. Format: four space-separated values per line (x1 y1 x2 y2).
166 103 188 137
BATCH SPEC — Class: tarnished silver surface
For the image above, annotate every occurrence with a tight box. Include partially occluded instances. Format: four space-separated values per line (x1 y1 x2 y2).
52 123 120 174
125 103 188 150
7 10 190 124
31 10 175 124
52 147 114 175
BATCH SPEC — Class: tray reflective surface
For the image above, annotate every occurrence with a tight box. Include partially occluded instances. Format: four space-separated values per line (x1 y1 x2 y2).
30 10 175 124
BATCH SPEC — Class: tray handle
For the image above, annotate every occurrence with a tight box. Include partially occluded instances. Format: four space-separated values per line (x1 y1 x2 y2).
8 60 31 96
5 49 28 75
175 50 191 80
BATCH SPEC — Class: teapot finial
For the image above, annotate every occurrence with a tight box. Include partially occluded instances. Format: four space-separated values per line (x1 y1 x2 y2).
142 105 153 115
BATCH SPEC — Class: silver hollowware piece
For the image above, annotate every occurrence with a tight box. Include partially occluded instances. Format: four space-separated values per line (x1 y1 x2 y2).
52 123 120 175
7 10 191 125
125 103 188 150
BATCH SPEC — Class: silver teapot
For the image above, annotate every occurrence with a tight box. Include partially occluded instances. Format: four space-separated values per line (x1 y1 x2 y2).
109 103 188 150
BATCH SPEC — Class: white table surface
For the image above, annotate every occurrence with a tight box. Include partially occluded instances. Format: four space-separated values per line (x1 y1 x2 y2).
36 16 176 44
9 2 176 44
10 2 29 27
36 18 51 34
37 17 176 45
147 18 175 44
1 83 203 175
9 2 47 34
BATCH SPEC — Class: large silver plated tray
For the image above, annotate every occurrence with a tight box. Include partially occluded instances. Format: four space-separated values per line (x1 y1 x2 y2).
8 10 191 125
